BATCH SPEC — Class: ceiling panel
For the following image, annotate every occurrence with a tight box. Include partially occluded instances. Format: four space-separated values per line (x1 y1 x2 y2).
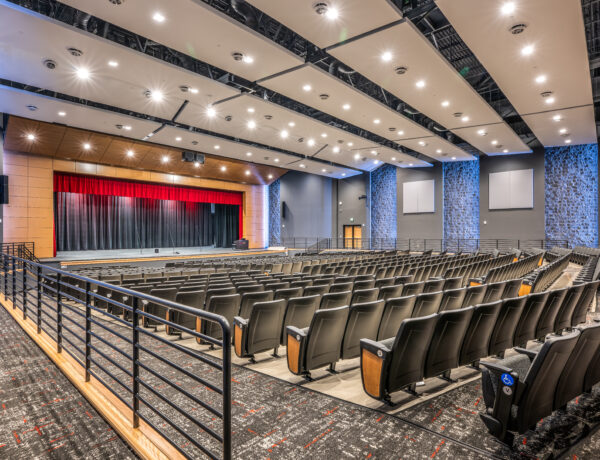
260 64 473 161
316 144 430 171
247 0 402 48
59 0 304 82
450 123 532 156
0 4 238 120
521 106 597 148
436 0 594 148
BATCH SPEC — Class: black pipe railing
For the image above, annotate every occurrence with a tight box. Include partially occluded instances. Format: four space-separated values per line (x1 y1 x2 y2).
0 253 232 460
282 237 569 252
1 242 38 262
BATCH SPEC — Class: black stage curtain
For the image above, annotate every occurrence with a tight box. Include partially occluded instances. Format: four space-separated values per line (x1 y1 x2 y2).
55 192 239 251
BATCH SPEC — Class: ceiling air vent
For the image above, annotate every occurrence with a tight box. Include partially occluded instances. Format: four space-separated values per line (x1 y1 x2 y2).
108 0 126 4
319 94 329 100
43 59 57 70
67 47 83 57
313 2 329 15
509 23 527 35
394 66 408 75
231 52 244 61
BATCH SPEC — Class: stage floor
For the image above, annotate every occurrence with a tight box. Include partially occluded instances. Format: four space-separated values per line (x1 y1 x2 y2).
43 246 286 267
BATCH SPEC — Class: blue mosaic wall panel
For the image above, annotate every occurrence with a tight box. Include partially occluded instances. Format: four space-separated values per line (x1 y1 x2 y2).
268 179 281 246
443 160 480 240
370 164 398 240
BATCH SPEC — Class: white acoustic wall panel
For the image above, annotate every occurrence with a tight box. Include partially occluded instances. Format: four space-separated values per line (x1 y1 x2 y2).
403 180 435 214
489 169 534 210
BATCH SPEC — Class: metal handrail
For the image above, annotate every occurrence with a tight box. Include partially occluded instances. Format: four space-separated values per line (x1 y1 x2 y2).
0 253 232 460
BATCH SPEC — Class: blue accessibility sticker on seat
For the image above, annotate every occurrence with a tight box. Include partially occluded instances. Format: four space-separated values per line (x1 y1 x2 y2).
501 373 514 387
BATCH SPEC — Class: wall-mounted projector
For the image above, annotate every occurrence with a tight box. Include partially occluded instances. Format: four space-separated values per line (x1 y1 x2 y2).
181 151 205 164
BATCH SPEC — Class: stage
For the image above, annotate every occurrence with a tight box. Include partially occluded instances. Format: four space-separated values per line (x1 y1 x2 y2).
42 246 287 268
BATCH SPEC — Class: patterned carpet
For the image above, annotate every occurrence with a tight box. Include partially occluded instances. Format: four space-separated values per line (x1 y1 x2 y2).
0 306 135 459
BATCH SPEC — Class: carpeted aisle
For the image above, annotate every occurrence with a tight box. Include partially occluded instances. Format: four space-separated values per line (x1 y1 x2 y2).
0 306 136 459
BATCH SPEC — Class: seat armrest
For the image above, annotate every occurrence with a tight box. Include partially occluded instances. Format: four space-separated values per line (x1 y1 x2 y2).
360 339 391 358
514 347 538 359
233 316 248 328
480 361 515 376
286 325 307 339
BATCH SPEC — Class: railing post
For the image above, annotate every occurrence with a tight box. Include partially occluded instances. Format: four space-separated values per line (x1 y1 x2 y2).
56 273 62 353
36 265 42 334
222 320 232 460
85 281 91 382
22 262 27 320
2 254 6 297
132 296 140 428
11 256 16 308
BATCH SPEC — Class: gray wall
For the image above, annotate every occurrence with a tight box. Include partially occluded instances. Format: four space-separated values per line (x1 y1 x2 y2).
333 173 369 239
280 170 333 239
396 164 443 239
479 149 545 241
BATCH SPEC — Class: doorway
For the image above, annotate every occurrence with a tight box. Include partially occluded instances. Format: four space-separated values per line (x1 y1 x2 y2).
343 225 362 249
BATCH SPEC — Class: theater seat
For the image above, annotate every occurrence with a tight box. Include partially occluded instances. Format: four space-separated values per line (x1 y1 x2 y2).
482 281 507 303
378 284 404 301
513 291 550 348
167 290 204 335
412 291 444 317
329 282 353 293
402 282 425 297
350 288 379 305
488 297 527 357
279 295 320 345
198 294 241 344
377 295 417 340
340 300 385 361
462 284 487 308
274 286 304 301
144 287 178 327
459 301 502 367
480 331 580 444
239 290 274 318
303 284 329 297
234 299 287 361
554 283 585 332
423 278 445 293
584 321 600 393
534 288 567 341
286 306 349 378
554 323 600 409
570 280 600 327
360 314 438 402
442 277 463 291
438 287 467 312
320 291 352 310
424 307 474 381
502 279 523 299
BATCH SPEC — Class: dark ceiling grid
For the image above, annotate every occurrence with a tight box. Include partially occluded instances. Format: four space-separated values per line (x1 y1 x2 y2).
582 0 600 133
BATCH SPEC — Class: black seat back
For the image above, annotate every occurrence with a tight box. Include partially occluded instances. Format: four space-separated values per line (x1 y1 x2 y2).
246 299 287 355
279 295 320 345
354 279 376 290
571 280 600 327
205 287 237 307
554 323 600 409
584 324 600 392
384 314 438 393
402 282 425 297
535 288 567 340
423 278 445 293
378 284 404 301
274 286 304 301
424 307 474 378
236 284 265 295
482 281 507 303
488 296 527 356
443 277 463 291
554 284 585 332
329 282 353 293
351 288 379 305
320 291 352 310
303 284 330 297
341 300 385 359
513 291 550 348
377 296 417 341
438 288 467 312
462 284 487 308
502 279 523 299
239 290 274 318
305 306 349 371
412 291 444 317
203 294 241 340
459 301 502 366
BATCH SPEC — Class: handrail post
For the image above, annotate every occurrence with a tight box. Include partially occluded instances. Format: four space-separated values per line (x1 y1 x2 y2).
56 273 62 353
22 262 27 320
11 256 16 308
85 281 91 382
222 320 232 460
36 265 42 334
132 296 140 428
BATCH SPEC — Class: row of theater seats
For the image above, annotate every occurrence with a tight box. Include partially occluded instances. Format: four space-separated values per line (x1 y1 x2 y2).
480 322 600 445
443 254 515 283
576 255 600 283
521 254 570 294
471 253 543 286
358 280 599 403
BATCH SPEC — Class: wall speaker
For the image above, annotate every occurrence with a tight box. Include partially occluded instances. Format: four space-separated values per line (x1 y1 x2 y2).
0 175 8 204
181 151 205 164
281 201 286 219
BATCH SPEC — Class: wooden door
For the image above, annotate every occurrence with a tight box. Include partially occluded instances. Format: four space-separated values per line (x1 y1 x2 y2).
353 225 362 249
344 225 362 249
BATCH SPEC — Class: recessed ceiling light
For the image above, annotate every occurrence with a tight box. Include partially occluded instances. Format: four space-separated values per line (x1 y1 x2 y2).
565 139 572 144
354 153 361 160
373 119 381 125
247 107 255 113
83 142 91 150
194 161 200 168
461 116 470 122
373 160 380 165
553 114 562 122
347 142 353 147
150 90 163 102
242 55 254 64
214 145 220 150
321 133 328 138
415 80 426 89
123 125 132 131
535 75 547 84
559 128 567 134
190 88 199 94
153 12 165 23
381 51 393 62
501 2 516 15
288 121 295 127
175 136 182 142
108 60 119 67
126 149 134 157
545 97 555 105
418 141 426 146
322 168 327 173
246 151 252 157
409 163 413 166
206 107 216 117
299 164 306 168
76 67 90 79
503 149 509 153
436 149 442 154
477 129 486 136
441 100 450 107
521 45 534 56
26 133 36 141
274 158 280 163
245 170 251 176
247 120 257 129
58 111 66 117
371 150 377 155
161 155 169 163
451 156 457 160
302 84 312 92
392 157 397 161
307 138 316 147
268 174 273 179
397 130 404 136
280 130 289 139
491 140 498 145
333 146 340 153
342 103 351 110
221 166 227 172
325 6 339 20
341 173 346 177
